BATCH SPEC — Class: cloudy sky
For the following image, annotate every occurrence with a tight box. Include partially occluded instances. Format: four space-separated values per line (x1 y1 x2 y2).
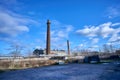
0 0 120 55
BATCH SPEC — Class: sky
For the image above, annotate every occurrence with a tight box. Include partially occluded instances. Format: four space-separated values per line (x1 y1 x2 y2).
0 0 120 55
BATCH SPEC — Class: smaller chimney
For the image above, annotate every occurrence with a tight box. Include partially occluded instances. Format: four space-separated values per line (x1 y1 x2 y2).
67 40 70 55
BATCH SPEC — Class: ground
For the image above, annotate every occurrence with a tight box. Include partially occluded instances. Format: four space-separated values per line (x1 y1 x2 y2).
0 62 120 80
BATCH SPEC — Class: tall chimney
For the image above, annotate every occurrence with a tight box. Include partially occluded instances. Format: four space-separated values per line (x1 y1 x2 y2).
67 40 70 55
46 20 51 55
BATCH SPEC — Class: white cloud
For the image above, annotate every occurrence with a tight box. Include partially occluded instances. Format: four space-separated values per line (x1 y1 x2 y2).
88 45 99 49
106 7 120 18
73 43 87 50
57 31 67 38
35 39 41 43
51 37 60 42
76 25 99 37
111 22 120 26
76 22 120 42
52 20 61 26
0 11 30 37
100 22 114 38
76 22 115 38
66 25 73 32
51 20 74 43
109 33 120 42
49 20 74 49
91 38 99 44
88 45 99 51
79 44 84 47
35 46 41 49
0 9 39 42
51 29 69 46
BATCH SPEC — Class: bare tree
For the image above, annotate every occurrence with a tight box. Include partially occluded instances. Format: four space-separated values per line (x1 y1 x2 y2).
103 44 110 53
109 44 114 53
102 44 115 53
26 49 33 57
7 43 23 58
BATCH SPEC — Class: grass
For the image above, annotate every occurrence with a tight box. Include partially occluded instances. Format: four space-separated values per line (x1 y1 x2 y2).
0 67 25 74
101 59 120 63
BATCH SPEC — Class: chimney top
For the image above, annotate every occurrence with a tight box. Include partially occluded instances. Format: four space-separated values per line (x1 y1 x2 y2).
47 19 51 24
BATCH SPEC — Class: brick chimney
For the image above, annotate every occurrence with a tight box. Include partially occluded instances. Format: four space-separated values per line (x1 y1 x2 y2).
46 20 51 55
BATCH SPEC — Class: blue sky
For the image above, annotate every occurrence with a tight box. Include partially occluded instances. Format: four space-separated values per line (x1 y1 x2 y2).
0 0 120 55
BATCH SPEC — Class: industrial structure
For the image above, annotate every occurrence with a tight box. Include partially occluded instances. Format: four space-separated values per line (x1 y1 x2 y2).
46 20 51 55
67 40 70 55
45 20 69 56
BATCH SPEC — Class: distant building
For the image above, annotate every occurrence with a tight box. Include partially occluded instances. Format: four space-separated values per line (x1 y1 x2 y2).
44 49 67 56
33 49 44 57
116 50 120 55
32 49 67 56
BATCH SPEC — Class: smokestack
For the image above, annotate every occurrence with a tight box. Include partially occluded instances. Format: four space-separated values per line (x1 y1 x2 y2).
46 20 51 55
67 40 70 55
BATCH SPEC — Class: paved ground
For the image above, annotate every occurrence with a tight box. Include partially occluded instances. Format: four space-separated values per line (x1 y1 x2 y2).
0 62 120 80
